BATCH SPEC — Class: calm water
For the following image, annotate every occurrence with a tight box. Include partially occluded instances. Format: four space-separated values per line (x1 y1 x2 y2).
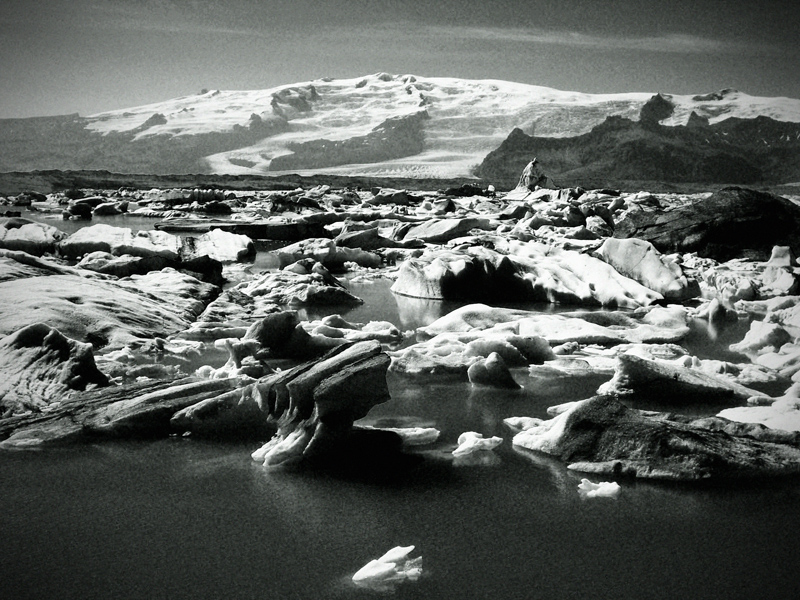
3 431 800 600
21 209 170 237
3 223 800 599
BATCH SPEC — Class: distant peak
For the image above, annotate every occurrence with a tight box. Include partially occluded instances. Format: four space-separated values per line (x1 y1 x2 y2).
692 88 740 102
363 72 420 84
640 93 675 123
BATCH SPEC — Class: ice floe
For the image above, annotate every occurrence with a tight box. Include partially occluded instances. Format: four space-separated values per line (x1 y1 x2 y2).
352 545 423 591
452 431 503 456
578 478 621 498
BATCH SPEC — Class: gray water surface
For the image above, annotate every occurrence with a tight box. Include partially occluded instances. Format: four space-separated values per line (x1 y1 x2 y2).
3 239 800 599
3 432 800 600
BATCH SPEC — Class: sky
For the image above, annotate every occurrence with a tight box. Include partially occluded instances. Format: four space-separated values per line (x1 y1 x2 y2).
1 0 798 118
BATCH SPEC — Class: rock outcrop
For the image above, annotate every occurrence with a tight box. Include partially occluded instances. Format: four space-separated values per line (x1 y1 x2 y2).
475 116 800 188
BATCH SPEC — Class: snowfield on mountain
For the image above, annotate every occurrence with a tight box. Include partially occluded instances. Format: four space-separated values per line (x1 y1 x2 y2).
79 73 800 179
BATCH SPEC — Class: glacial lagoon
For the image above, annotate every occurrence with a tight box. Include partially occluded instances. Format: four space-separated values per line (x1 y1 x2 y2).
2 264 800 600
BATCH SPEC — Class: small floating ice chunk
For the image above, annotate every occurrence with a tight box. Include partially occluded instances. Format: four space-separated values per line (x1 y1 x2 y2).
352 559 397 583
352 545 422 589
364 426 441 446
578 478 621 498
452 431 503 456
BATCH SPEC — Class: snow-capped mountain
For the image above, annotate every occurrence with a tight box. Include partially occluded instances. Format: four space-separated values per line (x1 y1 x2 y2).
3 73 800 182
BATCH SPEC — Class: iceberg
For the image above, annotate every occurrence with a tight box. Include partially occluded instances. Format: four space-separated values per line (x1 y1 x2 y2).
578 478 621 498
452 431 503 456
352 545 422 590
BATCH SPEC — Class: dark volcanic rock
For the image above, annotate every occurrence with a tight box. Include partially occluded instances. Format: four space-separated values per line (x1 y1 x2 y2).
614 186 800 260
269 111 429 171
687 111 710 128
512 395 800 480
639 93 675 124
475 116 800 188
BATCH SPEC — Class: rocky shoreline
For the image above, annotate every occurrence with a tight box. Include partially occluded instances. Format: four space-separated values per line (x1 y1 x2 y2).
2 167 800 481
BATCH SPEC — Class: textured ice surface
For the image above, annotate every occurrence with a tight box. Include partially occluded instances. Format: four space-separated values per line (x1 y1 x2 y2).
452 431 503 456
578 478 622 498
352 545 422 591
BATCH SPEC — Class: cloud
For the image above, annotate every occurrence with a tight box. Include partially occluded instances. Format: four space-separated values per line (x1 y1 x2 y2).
423 24 778 55
3 1 780 57
0 0 255 37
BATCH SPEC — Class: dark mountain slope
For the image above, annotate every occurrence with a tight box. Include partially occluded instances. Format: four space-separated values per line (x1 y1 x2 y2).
475 107 800 189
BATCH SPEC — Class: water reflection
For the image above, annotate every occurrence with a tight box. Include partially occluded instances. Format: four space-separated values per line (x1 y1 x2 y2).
510 444 583 494
22 209 185 237
453 451 502 468
392 292 461 330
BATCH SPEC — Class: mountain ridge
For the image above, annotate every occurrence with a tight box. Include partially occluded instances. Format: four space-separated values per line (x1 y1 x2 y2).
2 73 799 183
475 100 800 188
